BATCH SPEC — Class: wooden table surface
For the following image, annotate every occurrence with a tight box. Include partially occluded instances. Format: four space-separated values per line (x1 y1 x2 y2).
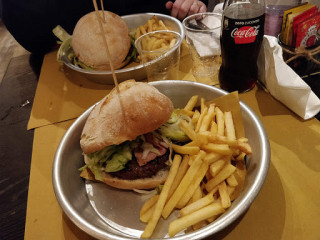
0 52 42 239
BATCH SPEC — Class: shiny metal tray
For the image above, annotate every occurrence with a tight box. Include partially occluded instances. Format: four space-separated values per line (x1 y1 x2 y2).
53 80 270 239
60 13 185 85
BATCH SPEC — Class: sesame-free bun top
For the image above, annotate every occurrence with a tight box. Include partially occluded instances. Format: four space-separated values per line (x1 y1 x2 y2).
80 80 174 154
72 11 131 70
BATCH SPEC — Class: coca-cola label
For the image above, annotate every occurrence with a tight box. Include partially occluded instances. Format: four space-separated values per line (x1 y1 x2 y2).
223 15 264 44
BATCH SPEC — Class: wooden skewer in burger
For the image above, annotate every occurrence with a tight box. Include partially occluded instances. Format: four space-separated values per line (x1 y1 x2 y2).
79 1 187 190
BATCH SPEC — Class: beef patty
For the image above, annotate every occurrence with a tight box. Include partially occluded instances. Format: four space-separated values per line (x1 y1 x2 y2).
109 150 170 180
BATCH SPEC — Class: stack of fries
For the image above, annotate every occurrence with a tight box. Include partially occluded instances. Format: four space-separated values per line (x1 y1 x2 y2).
140 95 252 238
134 16 170 40
134 16 177 53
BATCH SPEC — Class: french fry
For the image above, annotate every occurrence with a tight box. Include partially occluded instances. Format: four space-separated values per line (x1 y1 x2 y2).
215 107 225 136
200 97 206 113
195 107 208 133
192 221 207 231
191 186 203 203
178 120 196 141
140 25 147 35
140 204 156 223
210 121 218 134
238 137 249 143
140 194 159 217
147 19 154 32
236 152 246 161
206 134 252 155
194 132 209 146
230 160 246 201
207 215 218 223
187 155 197 166
158 20 168 29
168 202 225 237
191 110 200 127
172 143 200 155
189 186 206 230
236 142 252 155
147 37 157 51
180 109 194 118
199 104 216 132
184 95 199 111
167 155 190 199
209 159 227 177
180 192 214 217
226 173 238 187
154 39 166 50
141 155 182 238
202 143 233 155
162 151 205 219
169 39 177 48
227 185 236 197
176 161 209 209
218 181 231 208
206 164 236 192
204 152 223 164
224 111 236 141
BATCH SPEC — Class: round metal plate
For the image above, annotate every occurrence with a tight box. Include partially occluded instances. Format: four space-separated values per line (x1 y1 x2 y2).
60 13 185 85
53 80 270 240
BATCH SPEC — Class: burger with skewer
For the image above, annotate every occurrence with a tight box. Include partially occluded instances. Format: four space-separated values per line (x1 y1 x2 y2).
79 80 190 190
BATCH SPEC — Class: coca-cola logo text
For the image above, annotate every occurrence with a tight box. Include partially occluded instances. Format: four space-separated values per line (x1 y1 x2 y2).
231 26 260 44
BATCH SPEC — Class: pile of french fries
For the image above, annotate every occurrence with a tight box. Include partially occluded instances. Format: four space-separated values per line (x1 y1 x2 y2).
134 16 177 53
134 16 170 40
140 95 252 238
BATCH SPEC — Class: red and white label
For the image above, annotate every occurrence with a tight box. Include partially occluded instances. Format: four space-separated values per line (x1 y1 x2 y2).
231 26 260 44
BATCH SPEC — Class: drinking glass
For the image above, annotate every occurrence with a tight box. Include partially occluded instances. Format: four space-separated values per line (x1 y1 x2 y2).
135 30 182 82
183 13 222 86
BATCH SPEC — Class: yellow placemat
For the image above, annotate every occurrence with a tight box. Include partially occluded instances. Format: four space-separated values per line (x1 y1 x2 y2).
27 51 113 130
25 85 320 240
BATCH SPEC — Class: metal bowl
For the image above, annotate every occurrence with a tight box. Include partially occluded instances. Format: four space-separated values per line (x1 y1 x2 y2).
60 13 185 85
53 80 270 239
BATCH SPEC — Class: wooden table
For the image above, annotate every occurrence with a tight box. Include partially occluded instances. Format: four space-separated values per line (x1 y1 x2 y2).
0 53 42 239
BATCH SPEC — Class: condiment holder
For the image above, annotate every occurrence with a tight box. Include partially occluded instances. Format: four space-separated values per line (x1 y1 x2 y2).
277 33 320 78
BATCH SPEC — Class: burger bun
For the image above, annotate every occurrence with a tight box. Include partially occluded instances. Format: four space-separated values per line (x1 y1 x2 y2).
72 11 131 70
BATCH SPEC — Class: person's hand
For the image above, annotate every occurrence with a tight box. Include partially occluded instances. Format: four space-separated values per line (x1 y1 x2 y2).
165 0 207 20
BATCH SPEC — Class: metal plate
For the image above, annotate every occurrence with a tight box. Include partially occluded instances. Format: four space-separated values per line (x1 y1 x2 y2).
60 13 185 85
53 80 270 240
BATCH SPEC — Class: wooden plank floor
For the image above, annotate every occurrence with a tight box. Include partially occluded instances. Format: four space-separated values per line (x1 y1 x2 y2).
0 19 30 86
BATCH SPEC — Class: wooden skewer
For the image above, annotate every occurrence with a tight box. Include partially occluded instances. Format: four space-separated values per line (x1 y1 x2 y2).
100 0 106 22
92 0 120 93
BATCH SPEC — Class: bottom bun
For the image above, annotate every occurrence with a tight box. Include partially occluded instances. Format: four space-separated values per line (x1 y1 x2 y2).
101 169 169 190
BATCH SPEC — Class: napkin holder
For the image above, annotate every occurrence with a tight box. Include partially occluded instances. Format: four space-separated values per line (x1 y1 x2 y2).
277 34 320 78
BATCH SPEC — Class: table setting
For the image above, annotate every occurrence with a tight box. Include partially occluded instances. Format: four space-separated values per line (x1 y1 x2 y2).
1 1 320 239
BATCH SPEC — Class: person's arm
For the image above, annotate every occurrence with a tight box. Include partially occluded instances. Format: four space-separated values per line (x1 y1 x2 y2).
165 0 207 20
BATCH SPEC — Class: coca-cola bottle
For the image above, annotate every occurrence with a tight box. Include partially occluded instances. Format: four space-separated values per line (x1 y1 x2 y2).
219 0 265 92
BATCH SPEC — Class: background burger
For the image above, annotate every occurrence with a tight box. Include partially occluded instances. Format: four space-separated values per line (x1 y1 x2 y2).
79 80 189 190
53 11 135 70
72 10 131 70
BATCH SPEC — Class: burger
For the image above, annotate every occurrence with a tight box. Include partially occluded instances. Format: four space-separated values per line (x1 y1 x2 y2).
79 80 189 190
72 11 131 70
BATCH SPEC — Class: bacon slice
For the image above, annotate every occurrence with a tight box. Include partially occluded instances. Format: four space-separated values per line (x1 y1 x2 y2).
134 133 168 166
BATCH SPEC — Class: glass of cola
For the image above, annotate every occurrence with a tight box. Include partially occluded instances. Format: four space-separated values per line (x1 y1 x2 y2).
219 0 265 92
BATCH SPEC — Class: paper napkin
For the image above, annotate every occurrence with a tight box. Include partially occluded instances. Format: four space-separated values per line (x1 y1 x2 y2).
258 35 320 120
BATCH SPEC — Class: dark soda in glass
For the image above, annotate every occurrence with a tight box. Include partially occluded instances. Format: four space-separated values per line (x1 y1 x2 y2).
219 1 265 92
